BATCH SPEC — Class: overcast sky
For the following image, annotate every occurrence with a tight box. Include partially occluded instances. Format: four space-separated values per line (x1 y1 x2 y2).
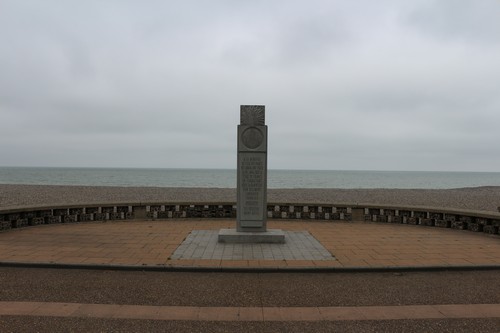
1 0 499 171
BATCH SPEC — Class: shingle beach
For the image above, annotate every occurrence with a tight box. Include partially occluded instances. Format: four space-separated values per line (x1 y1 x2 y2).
1 184 499 212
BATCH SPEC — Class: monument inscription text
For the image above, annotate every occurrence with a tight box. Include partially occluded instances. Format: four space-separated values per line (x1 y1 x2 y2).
239 154 265 220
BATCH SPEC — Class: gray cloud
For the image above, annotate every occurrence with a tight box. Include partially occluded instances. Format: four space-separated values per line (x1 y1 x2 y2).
1 0 499 171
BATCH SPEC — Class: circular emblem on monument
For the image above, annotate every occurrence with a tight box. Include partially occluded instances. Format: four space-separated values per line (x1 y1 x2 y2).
241 127 263 149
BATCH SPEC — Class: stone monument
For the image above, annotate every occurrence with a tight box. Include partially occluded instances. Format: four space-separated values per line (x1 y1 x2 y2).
218 105 285 243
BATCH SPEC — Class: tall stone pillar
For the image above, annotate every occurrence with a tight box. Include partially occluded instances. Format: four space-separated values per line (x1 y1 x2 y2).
237 105 268 231
218 105 285 243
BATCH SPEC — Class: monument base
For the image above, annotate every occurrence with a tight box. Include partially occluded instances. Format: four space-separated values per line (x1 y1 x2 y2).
218 228 285 244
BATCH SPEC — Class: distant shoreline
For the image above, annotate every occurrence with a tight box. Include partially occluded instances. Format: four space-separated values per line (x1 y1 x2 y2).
1 184 499 212
1 167 500 189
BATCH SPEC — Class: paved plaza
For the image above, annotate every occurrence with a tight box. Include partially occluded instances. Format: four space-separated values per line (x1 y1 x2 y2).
0 219 499 269
171 230 335 261
1 220 499 331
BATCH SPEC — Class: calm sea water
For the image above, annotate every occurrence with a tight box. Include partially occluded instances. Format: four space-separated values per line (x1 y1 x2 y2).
0 167 499 189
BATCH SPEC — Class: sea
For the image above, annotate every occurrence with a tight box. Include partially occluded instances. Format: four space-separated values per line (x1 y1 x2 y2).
0 167 499 189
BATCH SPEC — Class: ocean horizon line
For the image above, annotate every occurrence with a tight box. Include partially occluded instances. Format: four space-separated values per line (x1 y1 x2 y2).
1 166 498 174
0 167 499 189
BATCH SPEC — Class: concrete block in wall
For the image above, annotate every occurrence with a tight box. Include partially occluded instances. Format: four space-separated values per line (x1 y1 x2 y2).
134 206 147 219
349 208 364 221
444 214 456 222
23 212 36 219
12 219 28 228
101 207 114 214
8 214 21 221
45 216 62 224
476 218 488 225
483 225 498 234
38 210 53 217
63 215 78 223
467 223 481 232
93 213 107 221
414 211 426 218
435 220 449 228
53 209 69 216
430 213 442 220
451 221 466 230
29 217 45 226
392 216 402 224
274 211 283 219
0 220 11 231
459 216 473 223
69 208 83 215
407 217 418 225
79 214 94 222
421 218 434 226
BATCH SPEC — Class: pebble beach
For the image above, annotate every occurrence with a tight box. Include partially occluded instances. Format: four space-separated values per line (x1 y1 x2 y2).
1 184 499 212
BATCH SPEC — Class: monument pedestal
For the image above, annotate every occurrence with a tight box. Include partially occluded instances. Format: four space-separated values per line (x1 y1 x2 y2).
218 228 285 244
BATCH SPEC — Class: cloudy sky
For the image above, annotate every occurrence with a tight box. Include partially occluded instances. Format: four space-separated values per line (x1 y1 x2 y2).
1 0 499 171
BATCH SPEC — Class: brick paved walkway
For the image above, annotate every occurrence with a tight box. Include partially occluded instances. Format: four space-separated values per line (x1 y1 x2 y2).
1 301 499 321
0 220 498 269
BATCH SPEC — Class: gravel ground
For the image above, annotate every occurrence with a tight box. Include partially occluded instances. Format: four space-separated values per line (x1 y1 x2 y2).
1 268 499 332
1 184 500 212
1 316 499 333
1 268 499 307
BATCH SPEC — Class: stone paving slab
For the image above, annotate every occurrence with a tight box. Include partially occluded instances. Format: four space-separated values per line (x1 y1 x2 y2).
171 230 335 260
0 219 499 269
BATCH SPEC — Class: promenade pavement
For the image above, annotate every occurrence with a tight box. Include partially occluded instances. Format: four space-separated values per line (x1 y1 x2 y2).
0 219 499 269
1 219 499 331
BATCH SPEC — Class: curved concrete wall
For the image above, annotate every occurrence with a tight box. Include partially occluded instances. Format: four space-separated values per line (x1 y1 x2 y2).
1 202 499 235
